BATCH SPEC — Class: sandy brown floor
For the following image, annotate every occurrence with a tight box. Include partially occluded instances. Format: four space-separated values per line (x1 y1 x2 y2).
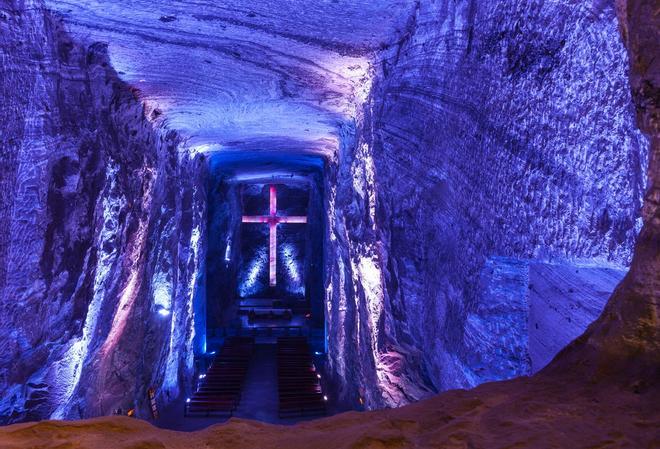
1 370 658 449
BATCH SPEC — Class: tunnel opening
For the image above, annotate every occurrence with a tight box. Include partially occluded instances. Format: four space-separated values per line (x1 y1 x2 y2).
205 151 326 350
171 150 333 426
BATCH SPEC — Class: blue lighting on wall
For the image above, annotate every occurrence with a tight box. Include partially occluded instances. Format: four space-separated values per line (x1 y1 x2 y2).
281 243 305 296
224 238 232 263
238 253 267 297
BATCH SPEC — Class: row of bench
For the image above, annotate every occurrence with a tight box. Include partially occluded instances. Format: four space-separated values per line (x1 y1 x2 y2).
276 336 327 418
247 308 293 323
184 336 254 417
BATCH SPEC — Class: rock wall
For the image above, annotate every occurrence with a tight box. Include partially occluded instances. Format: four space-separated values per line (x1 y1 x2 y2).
324 0 650 408
551 0 659 384
205 173 240 328
463 257 628 379
0 0 206 422
463 257 531 382
0 0 653 423
324 122 436 409
527 261 627 372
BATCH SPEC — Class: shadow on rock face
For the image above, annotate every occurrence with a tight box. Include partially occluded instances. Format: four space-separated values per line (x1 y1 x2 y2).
0 1 205 423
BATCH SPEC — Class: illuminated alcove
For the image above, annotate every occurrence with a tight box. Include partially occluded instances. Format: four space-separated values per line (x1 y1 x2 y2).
151 150 332 426
204 151 326 348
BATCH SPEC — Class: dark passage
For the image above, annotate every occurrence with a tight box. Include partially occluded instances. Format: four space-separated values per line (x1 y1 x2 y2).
234 344 278 422
157 151 332 430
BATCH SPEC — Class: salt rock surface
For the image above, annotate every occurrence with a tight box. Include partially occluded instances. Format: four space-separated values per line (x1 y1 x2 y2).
0 0 657 437
3 0 658 436
41 0 418 156
0 1 206 422
322 0 650 408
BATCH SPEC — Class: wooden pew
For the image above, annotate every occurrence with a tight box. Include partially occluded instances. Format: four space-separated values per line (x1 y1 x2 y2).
185 336 255 417
276 336 327 418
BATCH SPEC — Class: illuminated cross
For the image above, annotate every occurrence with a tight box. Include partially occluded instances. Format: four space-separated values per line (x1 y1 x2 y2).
242 185 307 286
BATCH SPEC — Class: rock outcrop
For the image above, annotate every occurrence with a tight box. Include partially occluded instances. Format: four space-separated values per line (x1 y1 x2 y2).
0 0 205 422
2 370 659 448
323 0 651 408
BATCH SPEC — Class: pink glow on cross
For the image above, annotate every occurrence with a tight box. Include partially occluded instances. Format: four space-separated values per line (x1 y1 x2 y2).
242 185 307 286
270 185 276 215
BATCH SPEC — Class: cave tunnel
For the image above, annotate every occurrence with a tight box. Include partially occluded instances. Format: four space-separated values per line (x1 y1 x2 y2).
204 151 326 344
0 0 658 446
170 150 332 424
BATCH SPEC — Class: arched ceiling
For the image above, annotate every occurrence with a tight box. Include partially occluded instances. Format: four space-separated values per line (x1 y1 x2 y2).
45 0 417 158
209 150 324 184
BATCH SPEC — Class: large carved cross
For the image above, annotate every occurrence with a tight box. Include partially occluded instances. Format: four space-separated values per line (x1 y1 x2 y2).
242 185 307 286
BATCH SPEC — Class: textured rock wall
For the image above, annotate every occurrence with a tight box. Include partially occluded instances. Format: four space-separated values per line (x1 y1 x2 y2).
463 257 530 382
324 0 650 408
462 259 628 379
205 175 240 328
527 261 627 372
553 0 660 383
0 0 206 422
324 122 435 409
